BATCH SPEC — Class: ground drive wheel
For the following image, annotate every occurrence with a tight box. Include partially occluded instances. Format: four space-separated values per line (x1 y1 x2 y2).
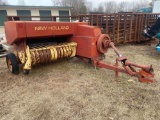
6 53 19 74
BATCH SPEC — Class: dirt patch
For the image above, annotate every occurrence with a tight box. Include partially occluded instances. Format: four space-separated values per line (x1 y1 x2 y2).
0 43 160 120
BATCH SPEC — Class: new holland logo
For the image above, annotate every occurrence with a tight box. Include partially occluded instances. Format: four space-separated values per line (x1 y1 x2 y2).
35 26 69 31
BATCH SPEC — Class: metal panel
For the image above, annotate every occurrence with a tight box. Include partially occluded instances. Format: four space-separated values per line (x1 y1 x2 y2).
0 10 7 26
39 10 52 21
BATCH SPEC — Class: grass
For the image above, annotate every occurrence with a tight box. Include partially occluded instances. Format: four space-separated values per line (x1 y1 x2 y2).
0 43 160 120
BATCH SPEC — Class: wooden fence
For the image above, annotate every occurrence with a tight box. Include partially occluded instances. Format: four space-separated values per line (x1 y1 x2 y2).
78 13 160 43
7 13 160 44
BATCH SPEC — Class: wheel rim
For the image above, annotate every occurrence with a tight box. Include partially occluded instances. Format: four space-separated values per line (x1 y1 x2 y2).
7 58 12 72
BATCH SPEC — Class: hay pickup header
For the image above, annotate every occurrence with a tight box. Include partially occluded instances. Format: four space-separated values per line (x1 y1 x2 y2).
5 21 155 83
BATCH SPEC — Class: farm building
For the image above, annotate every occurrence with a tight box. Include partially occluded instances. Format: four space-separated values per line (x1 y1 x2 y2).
0 5 72 34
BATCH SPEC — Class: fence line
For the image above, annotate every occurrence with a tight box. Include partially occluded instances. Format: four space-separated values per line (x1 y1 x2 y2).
7 13 160 44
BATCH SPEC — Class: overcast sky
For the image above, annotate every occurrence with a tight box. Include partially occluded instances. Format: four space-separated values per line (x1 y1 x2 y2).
7 0 152 7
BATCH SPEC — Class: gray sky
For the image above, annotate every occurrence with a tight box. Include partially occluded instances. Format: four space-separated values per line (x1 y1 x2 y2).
7 0 151 6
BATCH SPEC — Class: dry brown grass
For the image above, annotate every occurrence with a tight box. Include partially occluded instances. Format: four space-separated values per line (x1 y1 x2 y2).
0 43 160 120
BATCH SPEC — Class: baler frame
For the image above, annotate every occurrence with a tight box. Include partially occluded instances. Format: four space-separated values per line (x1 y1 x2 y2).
4 21 155 83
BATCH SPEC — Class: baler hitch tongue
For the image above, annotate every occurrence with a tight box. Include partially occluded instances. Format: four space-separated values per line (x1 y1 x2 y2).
109 42 155 83
95 37 155 83
123 60 155 83
111 43 155 83
139 65 155 83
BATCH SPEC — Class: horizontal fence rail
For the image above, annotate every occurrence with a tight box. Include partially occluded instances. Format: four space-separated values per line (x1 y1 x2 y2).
7 13 160 44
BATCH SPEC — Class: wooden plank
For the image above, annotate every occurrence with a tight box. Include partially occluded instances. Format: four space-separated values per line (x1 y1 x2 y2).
129 15 133 42
116 14 120 43
123 14 127 43
106 15 109 34
134 14 138 42
113 14 117 43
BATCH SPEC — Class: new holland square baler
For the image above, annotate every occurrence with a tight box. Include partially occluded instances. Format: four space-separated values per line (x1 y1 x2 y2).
4 21 155 83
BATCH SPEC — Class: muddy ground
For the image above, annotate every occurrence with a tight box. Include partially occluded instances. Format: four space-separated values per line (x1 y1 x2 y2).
0 43 160 120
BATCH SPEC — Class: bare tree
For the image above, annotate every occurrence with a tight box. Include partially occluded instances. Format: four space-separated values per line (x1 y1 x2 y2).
0 0 8 5
86 2 93 13
51 0 62 6
127 1 138 12
104 1 117 13
92 7 98 13
51 0 151 15
97 3 104 13
78 0 87 14
51 0 87 15
117 1 130 12
103 0 151 13
17 0 26 5
137 0 150 8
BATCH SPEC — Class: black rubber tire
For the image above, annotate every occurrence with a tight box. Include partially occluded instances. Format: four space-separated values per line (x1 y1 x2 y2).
0 44 2 50
23 69 30 75
6 53 19 75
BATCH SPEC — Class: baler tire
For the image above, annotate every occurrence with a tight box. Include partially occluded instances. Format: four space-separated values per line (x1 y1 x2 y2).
6 53 19 75
23 69 30 75
0 44 2 50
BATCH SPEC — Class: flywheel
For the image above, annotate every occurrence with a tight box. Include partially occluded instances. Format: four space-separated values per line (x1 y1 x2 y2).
97 34 111 53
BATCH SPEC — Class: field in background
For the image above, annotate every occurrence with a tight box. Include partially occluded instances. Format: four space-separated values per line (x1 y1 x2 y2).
0 43 160 120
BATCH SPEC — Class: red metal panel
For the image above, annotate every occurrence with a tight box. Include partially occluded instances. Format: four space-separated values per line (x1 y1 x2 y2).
72 36 100 58
72 25 102 58
76 25 101 37
5 21 88 45
25 22 76 37
4 21 26 45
